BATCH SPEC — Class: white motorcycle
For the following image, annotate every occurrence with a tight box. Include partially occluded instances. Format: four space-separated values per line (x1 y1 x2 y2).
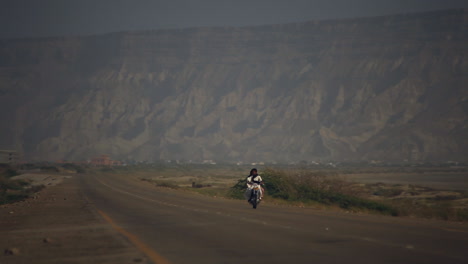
246 183 262 209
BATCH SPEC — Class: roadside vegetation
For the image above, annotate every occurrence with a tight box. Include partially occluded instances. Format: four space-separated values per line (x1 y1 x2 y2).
374 184 468 221
0 164 44 205
229 168 468 221
91 164 468 222
229 168 397 215
0 162 88 205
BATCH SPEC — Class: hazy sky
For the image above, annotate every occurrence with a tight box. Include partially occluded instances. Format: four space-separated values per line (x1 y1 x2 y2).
1 0 467 39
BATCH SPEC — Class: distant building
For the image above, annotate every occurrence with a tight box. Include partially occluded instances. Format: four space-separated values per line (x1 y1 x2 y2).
0 150 19 164
90 155 122 166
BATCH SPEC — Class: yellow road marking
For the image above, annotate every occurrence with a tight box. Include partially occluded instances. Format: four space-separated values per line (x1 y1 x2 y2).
97 210 172 264
94 175 468 250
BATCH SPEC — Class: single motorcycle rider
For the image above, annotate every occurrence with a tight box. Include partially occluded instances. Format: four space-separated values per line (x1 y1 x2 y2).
246 168 264 200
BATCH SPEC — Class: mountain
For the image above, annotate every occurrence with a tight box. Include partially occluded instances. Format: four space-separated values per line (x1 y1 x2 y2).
0 9 467 163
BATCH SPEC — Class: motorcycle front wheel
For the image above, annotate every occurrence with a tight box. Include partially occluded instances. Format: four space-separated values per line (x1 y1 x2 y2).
251 193 258 209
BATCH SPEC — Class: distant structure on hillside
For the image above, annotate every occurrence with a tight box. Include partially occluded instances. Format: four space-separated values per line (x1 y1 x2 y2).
0 150 19 164
90 155 122 166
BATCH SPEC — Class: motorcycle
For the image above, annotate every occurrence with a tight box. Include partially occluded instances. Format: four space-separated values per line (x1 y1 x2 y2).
247 183 262 209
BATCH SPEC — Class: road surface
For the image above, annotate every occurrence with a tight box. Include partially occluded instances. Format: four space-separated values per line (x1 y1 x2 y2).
80 173 468 264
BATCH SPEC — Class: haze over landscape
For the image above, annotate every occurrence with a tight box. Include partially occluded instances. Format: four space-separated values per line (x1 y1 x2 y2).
1 0 468 39
2 3 468 264
0 1 467 163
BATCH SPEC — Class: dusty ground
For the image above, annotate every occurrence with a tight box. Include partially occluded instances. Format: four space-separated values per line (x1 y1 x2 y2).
343 172 468 191
0 174 148 264
1 169 467 263
1 169 466 263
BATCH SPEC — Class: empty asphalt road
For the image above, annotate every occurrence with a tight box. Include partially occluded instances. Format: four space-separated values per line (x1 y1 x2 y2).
80 173 468 264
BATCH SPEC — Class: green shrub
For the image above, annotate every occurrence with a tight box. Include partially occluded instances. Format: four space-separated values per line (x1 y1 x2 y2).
0 176 28 191
4 169 19 178
456 209 468 221
0 175 44 205
0 164 19 178
227 178 247 199
373 188 403 197
19 163 41 170
40 166 59 172
155 181 179 189
140 178 179 189
233 168 397 215
389 198 468 221
262 168 294 199
0 193 29 204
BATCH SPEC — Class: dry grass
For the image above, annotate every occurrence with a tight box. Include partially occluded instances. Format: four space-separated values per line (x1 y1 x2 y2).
364 183 468 221
92 164 468 221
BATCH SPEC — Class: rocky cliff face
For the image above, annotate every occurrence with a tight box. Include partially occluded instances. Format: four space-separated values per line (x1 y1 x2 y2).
0 9 467 163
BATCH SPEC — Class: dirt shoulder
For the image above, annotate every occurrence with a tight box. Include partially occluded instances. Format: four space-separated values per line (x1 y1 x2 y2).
0 174 148 264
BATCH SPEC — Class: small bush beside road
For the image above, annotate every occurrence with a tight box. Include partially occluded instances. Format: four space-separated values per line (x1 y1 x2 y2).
229 168 468 221
230 168 397 215
0 165 44 205
90 164 468 222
